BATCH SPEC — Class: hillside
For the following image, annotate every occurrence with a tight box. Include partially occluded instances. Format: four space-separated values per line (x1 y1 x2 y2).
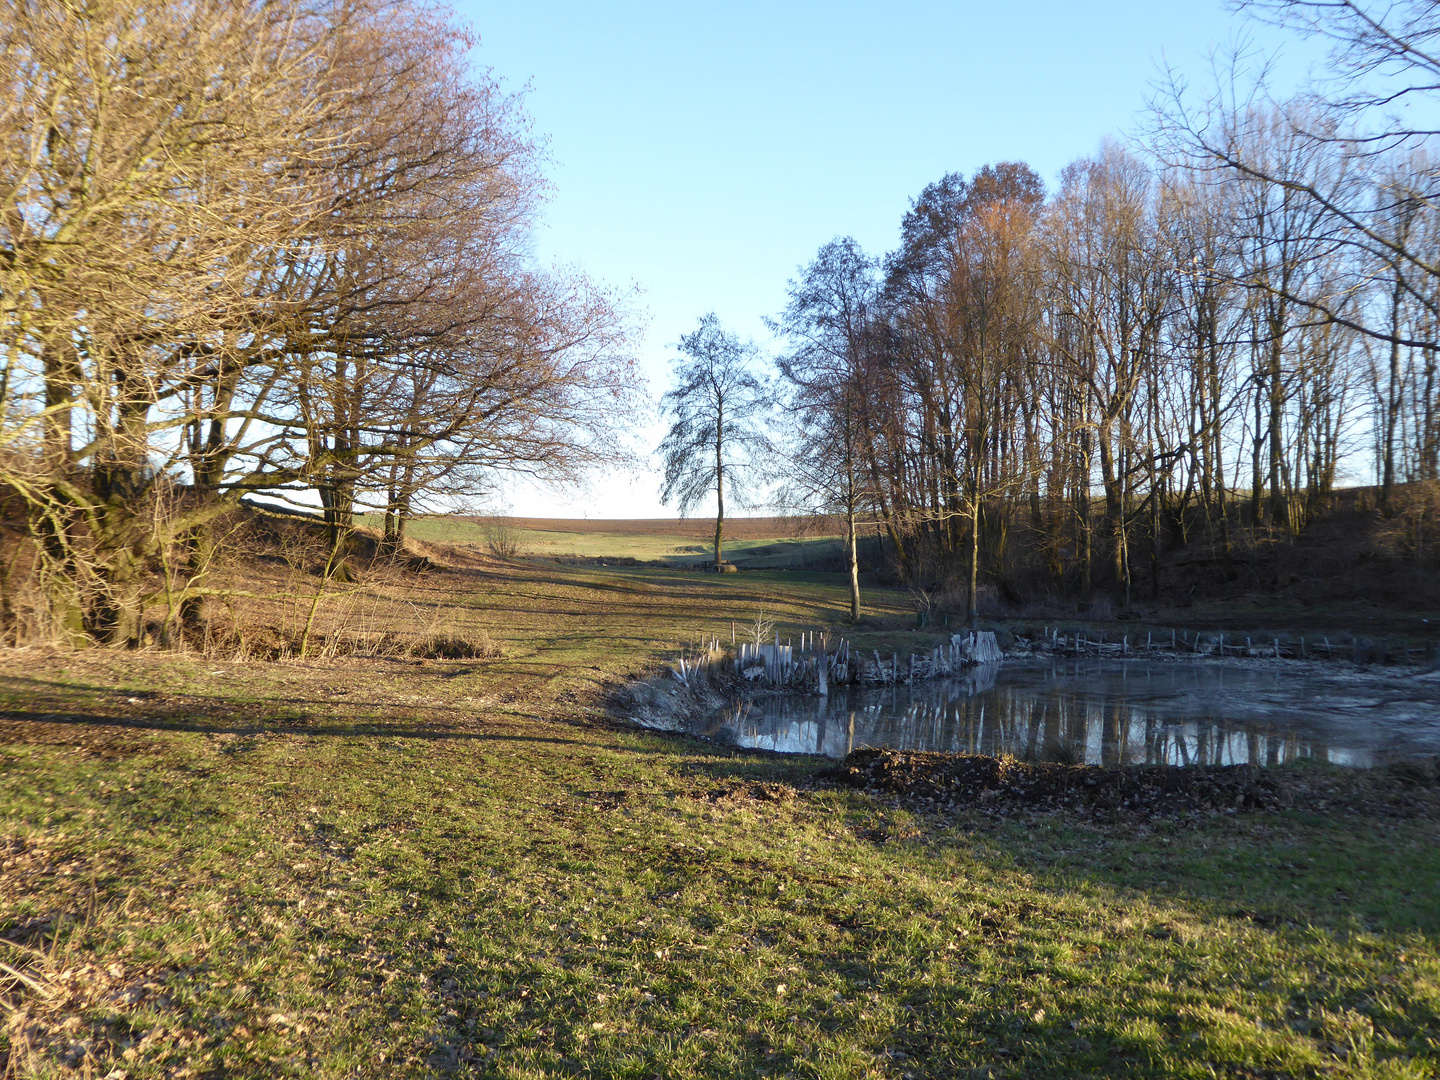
377 514 850 572
386 490 1440 640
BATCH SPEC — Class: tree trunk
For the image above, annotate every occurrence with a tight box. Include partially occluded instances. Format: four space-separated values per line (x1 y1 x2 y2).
1076 435 1093 602
967 497 980 628
178 527 214 630
36 530 88 647
42 340 78 466
1251 382 1265 526
1382 281 1403 514
319 481 356 557
846 509 860 622
1099 422 1126 590
867 460 910 578
714 420 724 570
96 531 144 648
1422 344 1438 481
1151 476 1162 601
1267 334 1289 528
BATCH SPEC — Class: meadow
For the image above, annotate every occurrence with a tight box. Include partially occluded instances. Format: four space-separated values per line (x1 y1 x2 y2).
358 514 850 571
0 523 1436 1078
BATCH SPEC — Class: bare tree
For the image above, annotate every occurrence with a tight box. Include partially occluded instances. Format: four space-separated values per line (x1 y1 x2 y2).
883 164 1050 614
1158 168 1246 553
657 315 772 570
1160 5 1440 348
0 0 367 642
775 238 881 621
0 0 639 645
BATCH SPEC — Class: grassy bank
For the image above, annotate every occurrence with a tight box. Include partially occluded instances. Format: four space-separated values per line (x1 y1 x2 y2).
1 554 1437 1078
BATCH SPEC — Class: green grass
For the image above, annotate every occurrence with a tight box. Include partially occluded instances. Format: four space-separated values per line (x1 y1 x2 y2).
1 557 1437 1078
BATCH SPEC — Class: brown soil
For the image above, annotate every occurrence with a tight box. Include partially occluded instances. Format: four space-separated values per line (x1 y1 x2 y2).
824 747 1440 822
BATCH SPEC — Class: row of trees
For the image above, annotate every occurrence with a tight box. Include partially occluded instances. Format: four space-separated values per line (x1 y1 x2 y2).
661 0 1440 622
1 0 638 644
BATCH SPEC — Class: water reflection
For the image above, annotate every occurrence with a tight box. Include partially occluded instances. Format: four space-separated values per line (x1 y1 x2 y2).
678 659 1440 766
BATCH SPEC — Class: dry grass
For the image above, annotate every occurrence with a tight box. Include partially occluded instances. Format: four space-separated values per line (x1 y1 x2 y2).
182 514 901 674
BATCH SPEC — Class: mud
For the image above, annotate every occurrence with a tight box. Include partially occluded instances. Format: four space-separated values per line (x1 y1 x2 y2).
822 747 1440 821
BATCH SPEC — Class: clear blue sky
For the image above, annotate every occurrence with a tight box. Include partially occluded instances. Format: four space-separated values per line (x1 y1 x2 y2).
457 1 1303 518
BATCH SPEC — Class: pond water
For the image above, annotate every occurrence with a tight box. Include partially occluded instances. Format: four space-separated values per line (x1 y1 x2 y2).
670 659 1440 767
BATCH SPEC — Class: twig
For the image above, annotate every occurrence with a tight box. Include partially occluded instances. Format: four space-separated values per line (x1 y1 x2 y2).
0 960 53 997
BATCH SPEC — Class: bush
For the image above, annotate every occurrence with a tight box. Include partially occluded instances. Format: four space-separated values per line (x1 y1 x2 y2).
411 630 502 660
484 520 525 558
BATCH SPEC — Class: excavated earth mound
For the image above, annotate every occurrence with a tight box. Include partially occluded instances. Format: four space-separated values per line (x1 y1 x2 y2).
822 747 1440 820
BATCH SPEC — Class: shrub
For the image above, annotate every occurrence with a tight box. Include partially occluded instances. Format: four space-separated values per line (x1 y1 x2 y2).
411 629 502 660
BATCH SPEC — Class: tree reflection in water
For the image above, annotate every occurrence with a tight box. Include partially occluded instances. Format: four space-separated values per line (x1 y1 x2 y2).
687 659 1440 766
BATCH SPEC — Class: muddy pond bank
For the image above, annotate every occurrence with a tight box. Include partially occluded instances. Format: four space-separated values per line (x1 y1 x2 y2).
824 746 1440 822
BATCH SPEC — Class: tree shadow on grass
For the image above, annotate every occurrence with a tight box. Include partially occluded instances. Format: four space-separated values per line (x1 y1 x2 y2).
5 658 1434 1078
584 748 1440 1078
493 563 872 620
0 671 678 755
403 808 1431 1079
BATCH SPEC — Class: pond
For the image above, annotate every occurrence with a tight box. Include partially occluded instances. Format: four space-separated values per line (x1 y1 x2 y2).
666 659 1440 767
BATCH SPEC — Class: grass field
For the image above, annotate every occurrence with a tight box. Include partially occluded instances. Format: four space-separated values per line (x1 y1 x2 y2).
365 515 851 571
1 543 1437 1078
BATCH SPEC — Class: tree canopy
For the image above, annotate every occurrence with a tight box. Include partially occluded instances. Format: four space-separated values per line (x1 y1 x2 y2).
0 0 638 645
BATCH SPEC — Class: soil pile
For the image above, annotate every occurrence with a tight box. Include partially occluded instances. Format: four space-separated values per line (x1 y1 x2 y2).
823 747 1440 819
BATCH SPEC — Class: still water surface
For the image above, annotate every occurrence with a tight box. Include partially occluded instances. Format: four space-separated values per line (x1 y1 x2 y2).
671 660 1440 766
